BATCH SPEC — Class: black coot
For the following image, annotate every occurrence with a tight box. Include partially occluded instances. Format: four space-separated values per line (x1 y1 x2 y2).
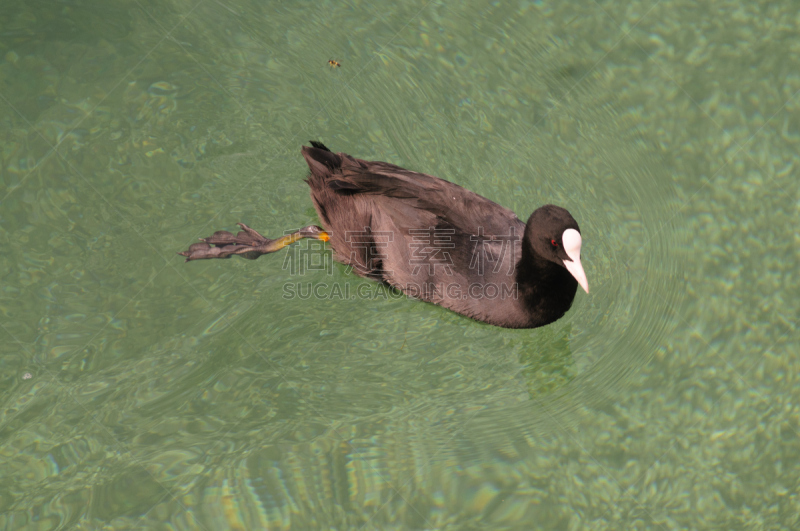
180 142 589 328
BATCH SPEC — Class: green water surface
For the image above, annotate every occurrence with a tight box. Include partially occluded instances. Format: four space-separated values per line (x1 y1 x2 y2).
0 0 798 529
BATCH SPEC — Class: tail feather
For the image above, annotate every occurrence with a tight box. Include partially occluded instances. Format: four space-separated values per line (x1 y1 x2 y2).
302 141 341 178
309 140 331 151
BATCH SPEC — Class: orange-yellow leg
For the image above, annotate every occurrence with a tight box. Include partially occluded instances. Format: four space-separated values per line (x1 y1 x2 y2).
179 223 329 261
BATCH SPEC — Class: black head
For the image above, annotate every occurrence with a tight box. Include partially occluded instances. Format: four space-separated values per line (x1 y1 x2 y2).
525 205 589 293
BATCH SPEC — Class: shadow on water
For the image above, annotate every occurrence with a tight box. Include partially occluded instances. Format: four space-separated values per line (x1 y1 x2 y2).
519 323 575 399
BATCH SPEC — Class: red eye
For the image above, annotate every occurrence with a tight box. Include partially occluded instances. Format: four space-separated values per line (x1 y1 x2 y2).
551 239 558 247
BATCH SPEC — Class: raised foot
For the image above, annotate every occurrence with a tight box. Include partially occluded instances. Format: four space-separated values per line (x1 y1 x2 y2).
178 223 329 262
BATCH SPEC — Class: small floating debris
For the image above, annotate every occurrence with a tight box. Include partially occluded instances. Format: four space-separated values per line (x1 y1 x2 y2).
327 59 341 68
147 81 178 96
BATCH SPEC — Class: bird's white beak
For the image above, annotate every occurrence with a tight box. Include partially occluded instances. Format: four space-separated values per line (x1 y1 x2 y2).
561 228 589 293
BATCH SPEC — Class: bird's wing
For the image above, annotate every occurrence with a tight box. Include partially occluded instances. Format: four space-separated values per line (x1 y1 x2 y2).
330 155 523 239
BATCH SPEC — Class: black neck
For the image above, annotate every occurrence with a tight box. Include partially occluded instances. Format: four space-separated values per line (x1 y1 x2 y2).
516 237 578 321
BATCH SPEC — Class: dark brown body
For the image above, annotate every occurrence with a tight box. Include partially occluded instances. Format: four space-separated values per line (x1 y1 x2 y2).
302 145 578 328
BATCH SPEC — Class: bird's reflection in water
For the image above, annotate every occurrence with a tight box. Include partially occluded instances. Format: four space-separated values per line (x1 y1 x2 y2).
519 324 575 399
